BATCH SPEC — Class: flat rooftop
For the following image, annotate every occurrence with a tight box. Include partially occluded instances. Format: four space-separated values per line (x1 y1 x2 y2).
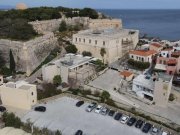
4 81 33 90
74 28 138 40
50 54 93 69
133 74 155 90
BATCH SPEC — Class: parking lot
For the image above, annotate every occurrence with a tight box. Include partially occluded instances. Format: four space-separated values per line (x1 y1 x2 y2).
21 97 154 135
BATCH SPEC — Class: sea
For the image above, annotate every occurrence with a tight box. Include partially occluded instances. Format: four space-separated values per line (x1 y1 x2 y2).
98 9 180 41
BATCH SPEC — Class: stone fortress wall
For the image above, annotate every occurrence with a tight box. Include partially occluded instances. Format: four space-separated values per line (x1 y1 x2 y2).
29 17 90 34
0 32 57 76
0 17 122 76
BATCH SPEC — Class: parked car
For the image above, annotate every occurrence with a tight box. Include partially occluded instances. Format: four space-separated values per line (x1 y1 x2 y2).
151 126 159 135
161 131 169 135
86 102 97 112
127 117 137 126
142 123 152 133
114 112 122 120
108 110 115 116
0 106 6 112
76 101 84 107
34 106 46 112
120 115 129 124
94 105 103 113
75 130 83 135
100 107 109 115
135 119 144 128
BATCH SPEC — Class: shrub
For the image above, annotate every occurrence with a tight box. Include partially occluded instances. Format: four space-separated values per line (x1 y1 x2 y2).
82 51 92 56
94 90 100 97
128 59 150 70
169 93 175 101
101 91 110 102
81 89 92 96
37 83 62 100
2 112 22 128
106 98 117 107
53 75 62 86
59 21 67 32
65 44 78 54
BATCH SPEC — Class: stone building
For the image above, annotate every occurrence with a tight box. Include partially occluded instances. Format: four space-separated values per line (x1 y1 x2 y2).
129 50 157 63
132 73 172 107
0 81 37 110
42 54 96 85
88 19 122 29
73 28 139 64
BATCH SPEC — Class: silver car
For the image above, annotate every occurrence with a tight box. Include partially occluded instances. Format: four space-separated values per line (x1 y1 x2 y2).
86 102 97 112
100 107 109 115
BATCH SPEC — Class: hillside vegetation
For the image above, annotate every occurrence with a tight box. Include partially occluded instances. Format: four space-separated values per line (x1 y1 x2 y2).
0 7 98 41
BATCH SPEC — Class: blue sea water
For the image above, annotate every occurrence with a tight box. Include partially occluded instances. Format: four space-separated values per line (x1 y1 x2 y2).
98 9 180 41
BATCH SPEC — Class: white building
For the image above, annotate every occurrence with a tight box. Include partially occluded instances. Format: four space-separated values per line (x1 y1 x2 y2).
0 81 37 110
160 48 173 58
73 28 139 64
42 54 96 84
133 73 172 106
88 19 122 29
129 50 157 63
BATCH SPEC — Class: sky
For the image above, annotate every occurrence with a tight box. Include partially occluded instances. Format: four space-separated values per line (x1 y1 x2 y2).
0 0 180 9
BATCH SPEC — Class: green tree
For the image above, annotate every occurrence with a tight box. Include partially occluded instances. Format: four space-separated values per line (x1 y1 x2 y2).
100 48 106 63
55 130 62 135
0 18 38 41
169 93 175 101
101 91 110 102
59 20 67 32
2 112 22 128
65 44 78 54
82 51 92 56
79 8 98 19
9 49 16 73
53 75 62 86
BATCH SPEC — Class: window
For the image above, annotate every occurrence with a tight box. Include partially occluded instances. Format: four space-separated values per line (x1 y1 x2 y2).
89 39 91 44
75 38 77 42
32 100 34 103
31 92 33 96
95 40 97 45
83 39 85 43
79 38 81 42
131 55 134 58
103 41 105 45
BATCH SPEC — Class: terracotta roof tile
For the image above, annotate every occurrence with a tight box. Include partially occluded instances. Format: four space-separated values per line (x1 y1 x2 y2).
167 59 177 65
120 71 133 77
163 48 173 51
129 50 157 57
150 43 162 48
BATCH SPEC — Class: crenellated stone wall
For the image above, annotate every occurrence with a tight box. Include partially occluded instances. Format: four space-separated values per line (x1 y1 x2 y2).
0 32 58 76
29 17 90 34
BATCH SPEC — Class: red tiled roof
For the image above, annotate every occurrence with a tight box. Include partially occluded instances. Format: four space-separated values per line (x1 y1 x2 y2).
129 50 157 57
163 48 173 51
172 51 180 56
120 71 133 77
150 43 162 48
167 59 177 65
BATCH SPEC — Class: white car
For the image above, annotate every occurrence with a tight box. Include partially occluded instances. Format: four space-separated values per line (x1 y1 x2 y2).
94 105 103 113
120 115 129 124
161 131 168 135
